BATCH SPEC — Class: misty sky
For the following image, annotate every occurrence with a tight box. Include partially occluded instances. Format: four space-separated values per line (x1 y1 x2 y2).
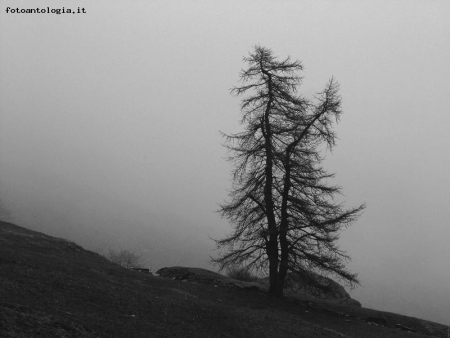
1 0 450 325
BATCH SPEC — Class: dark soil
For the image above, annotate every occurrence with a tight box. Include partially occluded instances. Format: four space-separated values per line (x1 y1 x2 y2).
0 220 448 337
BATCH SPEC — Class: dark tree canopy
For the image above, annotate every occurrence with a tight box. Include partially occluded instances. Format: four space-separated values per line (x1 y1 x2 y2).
214 46 365 297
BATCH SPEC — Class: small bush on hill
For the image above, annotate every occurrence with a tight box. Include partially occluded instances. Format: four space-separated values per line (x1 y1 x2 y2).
106 249 145 269
226 266 259 282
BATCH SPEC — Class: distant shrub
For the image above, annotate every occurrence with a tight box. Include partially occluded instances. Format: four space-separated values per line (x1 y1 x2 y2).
226 266 259 282
106 249 145 269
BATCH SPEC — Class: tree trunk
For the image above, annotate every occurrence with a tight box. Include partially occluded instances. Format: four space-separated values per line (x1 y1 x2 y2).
267 235 279 295
276 210 289 297
276 253 288 297
276 151 291 298
261 68 279 296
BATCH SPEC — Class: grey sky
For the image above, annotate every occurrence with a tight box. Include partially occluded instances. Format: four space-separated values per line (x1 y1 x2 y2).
1 0 450 325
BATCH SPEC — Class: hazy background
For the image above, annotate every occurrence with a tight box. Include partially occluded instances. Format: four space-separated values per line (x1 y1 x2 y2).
1 0 449 325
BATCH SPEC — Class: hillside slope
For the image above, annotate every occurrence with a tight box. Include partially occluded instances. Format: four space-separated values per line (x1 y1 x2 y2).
0 221 447 337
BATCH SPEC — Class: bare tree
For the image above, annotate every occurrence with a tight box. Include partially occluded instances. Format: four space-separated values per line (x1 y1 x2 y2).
213 46 365 297
106 249 144 269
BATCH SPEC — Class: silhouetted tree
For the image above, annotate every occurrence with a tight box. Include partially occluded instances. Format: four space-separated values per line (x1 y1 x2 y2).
214 46 365 297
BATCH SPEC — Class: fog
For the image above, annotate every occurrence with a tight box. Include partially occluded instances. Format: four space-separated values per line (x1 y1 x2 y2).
1 1 450 325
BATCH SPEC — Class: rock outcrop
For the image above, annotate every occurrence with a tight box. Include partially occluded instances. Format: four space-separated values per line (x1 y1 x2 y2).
156 266 361 307
282 272 361 307
156 266 263 291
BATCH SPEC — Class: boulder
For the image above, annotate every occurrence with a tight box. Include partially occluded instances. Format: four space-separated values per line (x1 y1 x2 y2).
283 272 361 307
